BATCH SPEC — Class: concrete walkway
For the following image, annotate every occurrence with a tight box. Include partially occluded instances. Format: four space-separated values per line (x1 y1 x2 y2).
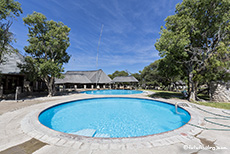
0 93 229 154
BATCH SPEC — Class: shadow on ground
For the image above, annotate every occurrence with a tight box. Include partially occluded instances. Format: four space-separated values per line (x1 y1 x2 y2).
149 92 186 99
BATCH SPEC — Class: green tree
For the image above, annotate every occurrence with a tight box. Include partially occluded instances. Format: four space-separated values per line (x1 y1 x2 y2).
18 56 39 82
157 58 185 89
155 0 230 101
0 0 22 63
140 60 168 89
196 43 230 98
108 70 129 79
22 12 71 97
131 72 141 82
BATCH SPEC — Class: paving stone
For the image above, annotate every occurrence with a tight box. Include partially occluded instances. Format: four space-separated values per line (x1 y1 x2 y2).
169 135 182 143
89 143 100 150
0 138 10 151
159 139 170 146
27 131 37 137
39 135 50 143
79 143 91 150
177 135 191 143
62 140 76 147
125 143 135 149
182 137 202 147
164 138 176 145
43 137 61 145
109 143 122 150
196 149 216 154
34 133 44 140
0 136 31 152
78 149 93 154
136 149 152 154
151 140 163 147
109 150 128 154
33 145 70 154
72 141 83 149
121 149 139 154
99 143 109 150
120 144 126 150
91 150 110 154
55 139 67 146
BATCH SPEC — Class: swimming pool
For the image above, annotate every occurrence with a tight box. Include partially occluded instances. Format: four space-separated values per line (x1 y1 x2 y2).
39 97 190 138
81 89 143 95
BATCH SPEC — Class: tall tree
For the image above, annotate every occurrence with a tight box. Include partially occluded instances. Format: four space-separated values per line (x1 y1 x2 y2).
22 12 71 97
108 70 129 79
131 71 141 82
157 58 185 89
141 60 168 89
0 0 22 63
155 0 230 101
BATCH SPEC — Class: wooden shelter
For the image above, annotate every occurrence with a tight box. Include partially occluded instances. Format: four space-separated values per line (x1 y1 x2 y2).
112 76 139 89
55 69 112 90
0 47 25 95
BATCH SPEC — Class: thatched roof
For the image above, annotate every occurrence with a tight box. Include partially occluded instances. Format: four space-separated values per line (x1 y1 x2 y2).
0 46 24 75
112 76 138 83
55 74 92 84
55 69 112 84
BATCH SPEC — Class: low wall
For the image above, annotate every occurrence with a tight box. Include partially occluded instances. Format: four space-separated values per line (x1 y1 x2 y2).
210 81 230 103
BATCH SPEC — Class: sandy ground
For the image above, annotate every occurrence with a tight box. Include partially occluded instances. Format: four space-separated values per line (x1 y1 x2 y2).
0 97 58 115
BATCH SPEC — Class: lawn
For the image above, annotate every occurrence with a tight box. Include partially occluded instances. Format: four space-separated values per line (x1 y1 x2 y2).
142 89 230 110
192 101 230 110
143 89 185 99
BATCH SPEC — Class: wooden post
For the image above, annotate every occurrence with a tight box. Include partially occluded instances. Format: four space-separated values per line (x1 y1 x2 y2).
15 86 21 102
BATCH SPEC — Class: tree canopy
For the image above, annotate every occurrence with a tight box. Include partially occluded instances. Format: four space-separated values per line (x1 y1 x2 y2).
141 60 160 86
131 72 141 82
20 12 71 96
140 59 176 89
155 0 230 101
0 0 22 63
108 70 129 79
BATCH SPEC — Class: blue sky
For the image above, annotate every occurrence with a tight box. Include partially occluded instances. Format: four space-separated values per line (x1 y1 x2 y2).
10 0 182 74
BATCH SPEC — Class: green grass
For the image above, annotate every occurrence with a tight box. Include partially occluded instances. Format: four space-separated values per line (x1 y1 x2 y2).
192 101 230 110
141 89 230 110
141 89 185 99
197 93 210 101
195 94 230 110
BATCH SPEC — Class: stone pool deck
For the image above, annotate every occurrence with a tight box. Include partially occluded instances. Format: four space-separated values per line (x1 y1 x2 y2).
0 93 229 154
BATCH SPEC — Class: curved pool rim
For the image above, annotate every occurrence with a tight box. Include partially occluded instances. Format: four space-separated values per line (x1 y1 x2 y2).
81 89 143 95
37 97 192 139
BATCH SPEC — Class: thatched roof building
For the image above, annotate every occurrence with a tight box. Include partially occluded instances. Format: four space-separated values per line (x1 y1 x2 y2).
0 48 24 75
55 69 112 85
112 76 138 83
0 48 25 94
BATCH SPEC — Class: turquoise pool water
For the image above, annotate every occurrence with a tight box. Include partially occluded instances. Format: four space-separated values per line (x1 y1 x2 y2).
39 98 191 138
82 90 143 95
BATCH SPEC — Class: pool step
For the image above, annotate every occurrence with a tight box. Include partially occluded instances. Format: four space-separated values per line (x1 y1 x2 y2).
71 129 96 137
93 133 110 138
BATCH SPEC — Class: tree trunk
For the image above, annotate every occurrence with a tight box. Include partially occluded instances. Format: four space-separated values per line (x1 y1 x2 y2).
188 70 196 102
45 76 54 97
47 83 53 97
207 82 212 100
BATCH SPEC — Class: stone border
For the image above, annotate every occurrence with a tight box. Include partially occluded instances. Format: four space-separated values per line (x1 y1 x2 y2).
20 94 204 149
